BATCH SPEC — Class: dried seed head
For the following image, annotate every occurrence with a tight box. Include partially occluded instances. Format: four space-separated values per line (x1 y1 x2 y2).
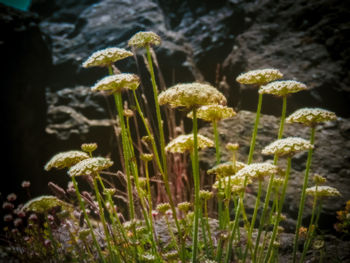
187 105 236 122
45 151 89 171
82 47 133 68
91 73 140 93
236 68 283 85
158 82 227 109
286 108 337 127
207 161 246 177
22 195 73 213
140 153 153 162
156 203 171 214
128 31 161 48
68 157 113 177
81 143 98 153
306 186 341 197
235 162 281 181
262 137 314 157
199 190 214 200
165 134 214 153
177 201 192 213
259 80 307 96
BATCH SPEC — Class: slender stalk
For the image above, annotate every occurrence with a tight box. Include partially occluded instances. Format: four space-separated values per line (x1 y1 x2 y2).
191 108 200 263
204 199 214 253
292 126 316 263
264 157 292 263
247 92 263 164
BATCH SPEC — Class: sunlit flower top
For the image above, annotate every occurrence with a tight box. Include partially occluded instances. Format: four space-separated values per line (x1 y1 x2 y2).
128 31 161 48
207 161 246 177
45 151 89 171
68 157 113 177
199 190 214 200
212 174 251 193
158 82 227 109
259 80 307 96
187 105 236 122
140 153 154 162
236 68 283 85
82 47 133 68
156 202 171 214
177 201 192 213
235 162 281 181
306 186 341 197
22 195 73 213
81 143 98 153
165 134 214 153
286 108 337 127
262 137 314 157
91 73 140 93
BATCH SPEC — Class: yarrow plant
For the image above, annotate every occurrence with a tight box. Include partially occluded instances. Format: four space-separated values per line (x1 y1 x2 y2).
1 30 342 263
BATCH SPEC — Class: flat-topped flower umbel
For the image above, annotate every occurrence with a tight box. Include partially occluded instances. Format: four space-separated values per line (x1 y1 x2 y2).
207 161 246 177
128 31 161 48
306 186 341 197
259 80 307 96
45 151 89 171
236 68 283 85
158 82 226 109
165 134 214 153
91 73 140 93
262 137 314 157
187 105 236 122
82 47 133 68
286 108 337 126
68 157 113 177
22 195 73 213
235 162 281 181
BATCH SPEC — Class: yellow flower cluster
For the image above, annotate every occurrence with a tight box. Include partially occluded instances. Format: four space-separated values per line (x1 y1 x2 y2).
306 186 341 197
158 82 227 109
44 151 89 171
187 105 236 122
207 161 246 177
286 108 337 126
91 73 140 93
82 47 133 68
262 137 314 157
81 143 98 153
156 202 171 214
165 134 214 153
236 68 283 85
128 31 161 48
235 162 281 181
68 157 113 177
22 195 73 213
259 80 307 96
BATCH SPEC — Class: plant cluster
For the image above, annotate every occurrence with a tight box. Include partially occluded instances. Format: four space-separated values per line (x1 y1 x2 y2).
1 31 342 262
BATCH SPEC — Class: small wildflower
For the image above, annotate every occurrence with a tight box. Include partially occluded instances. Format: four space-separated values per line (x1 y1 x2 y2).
3 214 13 222
163 250 178 260
82 47 133 68
103 188 116 196
213 174 251 193
156 203 171 214
140 253 156 262
235 162 281 181
45 151 89 171
207 161 246 177
298 226 308 239
259 80 307 96
158 82 227 109
68 157 113 177
91 73 140 93
2 202 14 210
313 174 327 185
22 195 73 213
81 143 98 154
28 214 38 222
165 209 173 217
306 185 341 197
151 210 159 217
140 153 153 162
236 68 283 85
187 104 236 122
7 193 17 202
21 181 31 188
123 109 134 118
313 239 325 250
262 137 314 157
226 142 239 151
177 202 191 213
199 190 214 200
128 31 161 48
286 108 337 127
165 134 214 153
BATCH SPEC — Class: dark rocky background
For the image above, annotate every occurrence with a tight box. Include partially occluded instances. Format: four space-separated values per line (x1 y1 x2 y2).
1 0 349 240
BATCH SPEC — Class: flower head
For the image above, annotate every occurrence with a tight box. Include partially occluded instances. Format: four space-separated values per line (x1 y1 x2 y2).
82 47 133 68
236 68 283 85
91 73 140 93
207 161 246 177
68 157 113 177
177 202 192 213
286 108 337 127
262 137 314 157
199 190 214 200
158 82 227 109
128 31 161 48
22 195 73 213
140 153 153 162
213 174 251 193
235 162 281 181
187 105 236 122
259 80 307 96
45 151 90 171
156 203 171 214
306 186 341 197
81 143 98 154
165 134 214 153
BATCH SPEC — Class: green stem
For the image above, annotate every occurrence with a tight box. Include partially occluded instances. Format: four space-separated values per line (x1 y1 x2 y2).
264 157 292 263
292 126 316 263
247 92 263 164
204 200 214 254
191 108 200 263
